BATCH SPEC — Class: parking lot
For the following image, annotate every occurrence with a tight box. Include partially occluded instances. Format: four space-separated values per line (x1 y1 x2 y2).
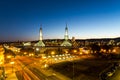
49 56 113 80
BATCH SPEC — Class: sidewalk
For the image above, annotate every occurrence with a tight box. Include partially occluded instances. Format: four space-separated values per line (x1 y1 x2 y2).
4 63 18 80
6 73 18 80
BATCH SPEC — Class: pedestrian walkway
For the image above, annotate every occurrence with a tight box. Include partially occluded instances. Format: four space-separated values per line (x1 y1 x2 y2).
4 63 18 80
6 73 18 80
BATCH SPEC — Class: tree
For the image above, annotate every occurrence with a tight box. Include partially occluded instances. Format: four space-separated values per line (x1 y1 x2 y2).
90 43 101 54
102 45 113 53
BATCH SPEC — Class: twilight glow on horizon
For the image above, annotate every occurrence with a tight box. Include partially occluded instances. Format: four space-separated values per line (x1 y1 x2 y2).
0 0 120 41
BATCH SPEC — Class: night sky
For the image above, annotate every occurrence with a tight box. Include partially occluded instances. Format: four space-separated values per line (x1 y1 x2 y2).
0 0 120 41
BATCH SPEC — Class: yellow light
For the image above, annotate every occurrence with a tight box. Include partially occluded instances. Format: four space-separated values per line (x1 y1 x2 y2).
113 49 116 53
42 56 46 59
48 56 51 58
59 57 62 60
79 52 82 55
10 61 14 64
101 49 103 52
36 48 39 51
108 49 111 53
65 51 68 54
51 51 55 55
85 51 89 54
54 58 57 60
44 64 48 68
52 55 55 57
103 50 106 53
24 52 27 54
56 55 58 57
73 50 77 53
0 62 3 64
7 55 11 58
29 54 31 56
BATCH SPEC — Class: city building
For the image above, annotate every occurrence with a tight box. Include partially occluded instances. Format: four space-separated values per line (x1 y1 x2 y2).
34 27 45 47
61 24 72 46
23 42 31 46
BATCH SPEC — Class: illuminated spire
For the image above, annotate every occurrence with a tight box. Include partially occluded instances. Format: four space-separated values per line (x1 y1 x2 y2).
61 24 72 46
65 24 69 40
34 25 45 47
39 26 43 41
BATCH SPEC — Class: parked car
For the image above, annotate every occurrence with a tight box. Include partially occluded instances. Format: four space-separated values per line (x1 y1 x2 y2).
106 71 114 77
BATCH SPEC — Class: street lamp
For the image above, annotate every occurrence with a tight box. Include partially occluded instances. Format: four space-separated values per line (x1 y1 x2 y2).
36 48 39 51
7 55 11 59
35 48 40 56
44 64 48 68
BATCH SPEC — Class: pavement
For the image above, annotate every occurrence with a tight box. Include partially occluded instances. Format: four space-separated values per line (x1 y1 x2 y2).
6 73 18 80
4 63 18 80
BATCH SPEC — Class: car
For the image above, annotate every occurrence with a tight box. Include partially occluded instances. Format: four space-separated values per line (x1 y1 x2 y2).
106 72 114 77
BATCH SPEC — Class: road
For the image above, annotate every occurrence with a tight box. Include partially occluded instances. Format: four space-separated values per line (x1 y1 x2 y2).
16 58 40 80
15 71 24 80
16 56 60 80
6 48 120 80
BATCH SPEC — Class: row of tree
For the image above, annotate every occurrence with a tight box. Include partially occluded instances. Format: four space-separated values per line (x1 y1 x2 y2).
90 43 113 54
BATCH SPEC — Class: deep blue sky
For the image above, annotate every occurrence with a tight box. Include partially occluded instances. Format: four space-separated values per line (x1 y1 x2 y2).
0 0 120 41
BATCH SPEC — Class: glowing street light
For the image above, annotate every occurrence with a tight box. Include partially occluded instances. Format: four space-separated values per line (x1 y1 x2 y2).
36 48 39 51
42 56 47 59
7 55 11 58
44 64 48 68
112 49 116 53
59 57 62 60
51 51 55 55
73 50 77 53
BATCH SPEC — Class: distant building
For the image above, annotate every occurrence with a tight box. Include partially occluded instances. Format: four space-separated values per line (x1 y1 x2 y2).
23 42 31 46
71 37 79 47
61 24 72 46
34 27 45 47
72 37 75 42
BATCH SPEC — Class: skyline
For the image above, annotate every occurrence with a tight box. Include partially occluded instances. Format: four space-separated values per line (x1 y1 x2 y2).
0 0 120 41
